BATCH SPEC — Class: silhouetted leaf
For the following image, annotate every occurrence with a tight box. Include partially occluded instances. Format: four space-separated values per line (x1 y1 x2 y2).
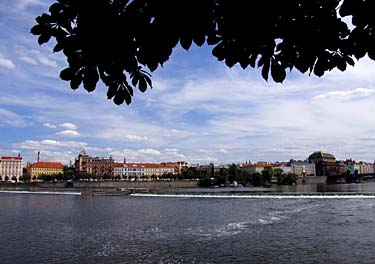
113 91 125 105
271 60 286 83
180 34 192 50
261 57 270 81
70 75 82 90
139 77 147 92
38 34 51 45
143 74 152 88
60 67 74 81
30 25 43 35
53 43 64 52
107 83 118 99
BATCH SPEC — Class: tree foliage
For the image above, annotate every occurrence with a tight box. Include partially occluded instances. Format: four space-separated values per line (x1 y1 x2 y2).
31 0 375 105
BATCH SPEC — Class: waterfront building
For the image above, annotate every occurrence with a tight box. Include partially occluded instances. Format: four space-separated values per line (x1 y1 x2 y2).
28 161 64 180
274 165 293 174
144 163 175 179
308 151 345 176
291 161 316 177
240 163 274 175
114 162 146 180
114 162 176 180
358 162 375 174
0 156 23 181
87 156 114 178
74 149 90 174
74 150 114 178
345 159 359 175
161 161 188 174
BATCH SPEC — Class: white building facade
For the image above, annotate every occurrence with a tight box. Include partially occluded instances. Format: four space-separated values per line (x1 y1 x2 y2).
0 156 23 181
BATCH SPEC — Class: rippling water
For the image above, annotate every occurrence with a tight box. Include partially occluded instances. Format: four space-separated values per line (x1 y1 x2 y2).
1 183 375 263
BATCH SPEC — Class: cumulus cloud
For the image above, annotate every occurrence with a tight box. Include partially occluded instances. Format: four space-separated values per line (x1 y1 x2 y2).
55 130 80 138
43 123 56 129
59 122 77 130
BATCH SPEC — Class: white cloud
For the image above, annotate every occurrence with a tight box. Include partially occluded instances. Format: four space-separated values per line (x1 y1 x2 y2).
15 48 58 68
124 134 148 141
14 140 87 150
15 0 45 10
55 130 80 138
138 149 161 155
313 88 375 101
59 123 77 130
0 108 28 127
165 148 179 153
18 56 38 65
0 55 16 69
43 123 56 129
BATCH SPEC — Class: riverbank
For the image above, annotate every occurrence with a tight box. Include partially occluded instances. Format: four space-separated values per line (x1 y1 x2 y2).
0 180 199 190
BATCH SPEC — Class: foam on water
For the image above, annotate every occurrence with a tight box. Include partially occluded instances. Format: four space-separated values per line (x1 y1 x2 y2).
0 190 81 195
131 193 375 199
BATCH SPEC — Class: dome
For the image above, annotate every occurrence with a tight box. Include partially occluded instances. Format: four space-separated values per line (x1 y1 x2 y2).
308 151 336 162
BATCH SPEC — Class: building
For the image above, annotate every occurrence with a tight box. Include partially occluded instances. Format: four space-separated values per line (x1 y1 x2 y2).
74 149 90 174
74 150 114 178
28 161 64 180
291 161 316 177
345 159 359 175
87 156 114 177
240 163 274 175
358 161 375 174
0 156 23 181
308 151 345 176
114 162 176 180
114 162 146 180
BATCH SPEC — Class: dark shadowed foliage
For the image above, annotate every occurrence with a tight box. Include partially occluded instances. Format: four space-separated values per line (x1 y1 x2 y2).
31 0 375 105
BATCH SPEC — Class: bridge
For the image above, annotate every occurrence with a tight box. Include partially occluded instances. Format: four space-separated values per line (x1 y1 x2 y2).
327 173 375 183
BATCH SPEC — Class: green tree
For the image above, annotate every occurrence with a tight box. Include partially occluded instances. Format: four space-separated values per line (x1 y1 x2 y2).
262 167 273 184
274 168 284 184
278 173 298 185
11 176 17 182
228 164 240 183
238 170 251 186
31 0 374 105
198 177 213 187
250 172 263 187
5 176 9 182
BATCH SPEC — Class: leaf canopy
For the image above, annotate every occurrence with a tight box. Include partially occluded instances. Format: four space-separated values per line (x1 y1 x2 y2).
31 0 375 105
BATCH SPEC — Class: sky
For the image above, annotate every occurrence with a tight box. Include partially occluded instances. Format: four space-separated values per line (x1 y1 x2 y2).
1 0 375 166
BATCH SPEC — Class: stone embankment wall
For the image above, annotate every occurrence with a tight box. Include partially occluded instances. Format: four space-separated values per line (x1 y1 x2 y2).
297 176 327 185
38 180 199 189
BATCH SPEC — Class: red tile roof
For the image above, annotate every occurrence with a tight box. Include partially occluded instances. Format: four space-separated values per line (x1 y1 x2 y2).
2 156 22 160
32 162 64 168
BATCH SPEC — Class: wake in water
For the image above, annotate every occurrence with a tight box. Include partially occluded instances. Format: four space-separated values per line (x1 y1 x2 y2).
131 193 375 199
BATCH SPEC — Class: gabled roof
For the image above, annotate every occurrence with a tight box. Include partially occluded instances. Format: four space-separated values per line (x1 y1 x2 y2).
32 162 64 168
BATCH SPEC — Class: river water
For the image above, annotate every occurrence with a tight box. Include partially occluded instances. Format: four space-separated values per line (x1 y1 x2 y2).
1 183 375 263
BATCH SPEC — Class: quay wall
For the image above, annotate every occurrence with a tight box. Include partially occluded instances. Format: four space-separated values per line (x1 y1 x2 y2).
39 180 199 189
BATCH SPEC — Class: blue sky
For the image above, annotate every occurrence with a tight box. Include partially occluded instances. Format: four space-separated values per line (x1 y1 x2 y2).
1 0 375 165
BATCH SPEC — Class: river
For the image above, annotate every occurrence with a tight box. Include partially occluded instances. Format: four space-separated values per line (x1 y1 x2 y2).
1 183 375 263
